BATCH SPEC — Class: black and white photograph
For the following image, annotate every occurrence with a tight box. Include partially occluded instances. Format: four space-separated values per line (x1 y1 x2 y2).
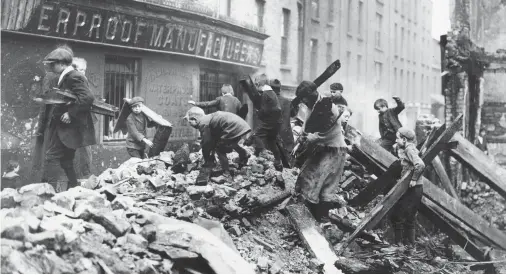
1 0 506 273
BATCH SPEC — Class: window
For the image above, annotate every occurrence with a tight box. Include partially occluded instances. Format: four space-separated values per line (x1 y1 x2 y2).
310 39 318 80
281 8 290 65
104 56 140 141
326 43 333 65
394 23 398 56
256 0 265 29
401 27 405 58
199 69 238 114
414 1 418 23
394 67 398 93
298 2 304 28
375 13 383 49
357 54 362 83
407 71 410 95
374 62 383 89
407 30 410 59
395 0 399 12
413 33 417 62
412 72 416 100
358 1 364 36
400 69 404 96
297 3 304 81
421 74 424 102
311 0 319 19
347 0 353 33
328 0 335 22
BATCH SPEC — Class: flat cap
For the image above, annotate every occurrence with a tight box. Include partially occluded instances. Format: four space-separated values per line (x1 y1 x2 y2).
398 127 416 141
330 83 344 91
129 96 144 107
295 81 317 98
43 48 73 64
269 79 281 89
183 106 205 120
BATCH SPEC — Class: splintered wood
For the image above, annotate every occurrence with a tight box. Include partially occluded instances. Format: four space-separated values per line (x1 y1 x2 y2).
286 204 341 274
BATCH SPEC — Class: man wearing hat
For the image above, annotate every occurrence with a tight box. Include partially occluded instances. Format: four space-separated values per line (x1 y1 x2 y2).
184 107 251 179
391 127 425 251
125 97 156 158
292 80 349 222
270 79 295 153
41 46 96 191
329 82 348 106
252 83 284 171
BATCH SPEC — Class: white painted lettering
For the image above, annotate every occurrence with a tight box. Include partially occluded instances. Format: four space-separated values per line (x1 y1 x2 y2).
88 14 102 39
37 4 54 31
150 24 164 47
162 24 175 48
55 8 70 34
212 36 221 57
134 21 147 44
105 17 119 40
203 32 214 57
120 20 132 42
73 10 87 36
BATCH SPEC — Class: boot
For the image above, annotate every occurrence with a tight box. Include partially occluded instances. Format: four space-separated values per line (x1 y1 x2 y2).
405 228 416 255
61 162 79 190
45 160 62 192
394 228 404 246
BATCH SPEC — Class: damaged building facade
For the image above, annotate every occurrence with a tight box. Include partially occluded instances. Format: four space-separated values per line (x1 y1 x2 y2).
1 0 268 181
443 0 506 166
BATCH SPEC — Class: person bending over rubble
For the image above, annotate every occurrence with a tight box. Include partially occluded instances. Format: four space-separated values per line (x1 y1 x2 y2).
374 96 405 154
185 107 251 180
293 81 352 222
126 97 156 159
188 84 242 115
390 127 425 253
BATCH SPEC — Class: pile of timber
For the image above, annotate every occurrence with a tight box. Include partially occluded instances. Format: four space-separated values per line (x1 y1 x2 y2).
337 114 506 270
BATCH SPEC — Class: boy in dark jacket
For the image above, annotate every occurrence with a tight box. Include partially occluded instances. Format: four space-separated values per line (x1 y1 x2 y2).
391 127 425 250
185 107 251 178
374 97 405 154
270 79 295 153
125 97 156 159
188 84 242 115
329 83 348 106
41 46 96 191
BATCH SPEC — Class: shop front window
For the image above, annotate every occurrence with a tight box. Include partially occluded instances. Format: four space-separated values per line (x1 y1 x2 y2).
104 56 140 141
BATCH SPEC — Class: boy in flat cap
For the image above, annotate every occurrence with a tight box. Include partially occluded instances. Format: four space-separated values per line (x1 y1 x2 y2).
41 46 96 191
188 84 242 115
125 97 156 159
185 107 251 179
391 127 425 251
374 96 405 154
292 80 351 222
329 83 348 106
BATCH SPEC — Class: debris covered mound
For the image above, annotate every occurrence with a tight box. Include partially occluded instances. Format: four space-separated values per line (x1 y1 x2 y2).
0 144 483 274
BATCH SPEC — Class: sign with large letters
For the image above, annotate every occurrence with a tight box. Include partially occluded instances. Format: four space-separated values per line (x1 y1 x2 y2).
10 1 263 67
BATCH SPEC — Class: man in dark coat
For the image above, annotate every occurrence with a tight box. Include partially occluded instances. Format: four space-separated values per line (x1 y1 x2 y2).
40 47 96 191
253 84 283 171
185 107 251 179
189 84 242 115
270 79 295 153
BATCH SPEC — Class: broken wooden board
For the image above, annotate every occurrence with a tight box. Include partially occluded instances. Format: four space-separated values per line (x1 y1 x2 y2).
286 203 341 274
53 89 118 117
431 156 459 198
114 98 173 134
420 198 489 262
338 115 463 253
423 183 506 250
449 133 506 199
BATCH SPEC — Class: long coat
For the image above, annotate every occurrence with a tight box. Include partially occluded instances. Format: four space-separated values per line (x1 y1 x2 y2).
276 93 295 152
53 70 97 149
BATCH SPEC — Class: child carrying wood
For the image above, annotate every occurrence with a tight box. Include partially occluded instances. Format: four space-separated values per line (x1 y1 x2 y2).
374 97 405 154
390 127 425 252
185 107 251 180
125 97 156 159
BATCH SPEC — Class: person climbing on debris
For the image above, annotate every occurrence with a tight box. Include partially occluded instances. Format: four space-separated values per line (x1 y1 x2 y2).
125 97 156 159
328 82 348 106
185 107 251 180
390 127 425 253
188 84 242 115
292 80 351 222
252 81 284 171
270 79 295 154
41 46 96 192
374 96 405 154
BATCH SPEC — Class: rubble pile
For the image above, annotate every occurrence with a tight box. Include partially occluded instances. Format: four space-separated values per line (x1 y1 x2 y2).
460 180 506 230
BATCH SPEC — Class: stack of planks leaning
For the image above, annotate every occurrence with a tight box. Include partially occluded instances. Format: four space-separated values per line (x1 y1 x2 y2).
283 113 506 273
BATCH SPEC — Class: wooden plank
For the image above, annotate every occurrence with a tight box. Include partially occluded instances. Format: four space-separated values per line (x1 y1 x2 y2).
420 124 446 155
449 133 506 199
113 101 131 134
423 183 506 249
338 115 463 253
114 98 172 134
286 203 341 274
419 198 488 261
56 90 119 117
15 0 27 29
431 156 459 198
